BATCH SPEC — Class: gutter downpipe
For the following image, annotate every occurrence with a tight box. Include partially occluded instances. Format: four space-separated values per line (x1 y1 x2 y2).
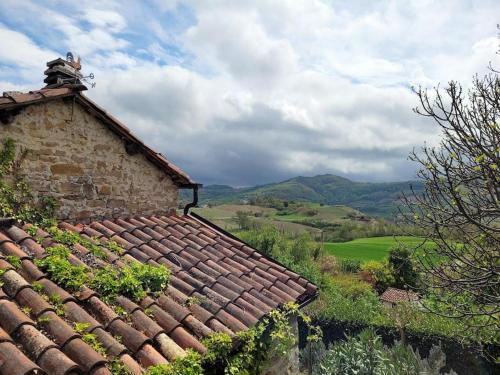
183 184 200 215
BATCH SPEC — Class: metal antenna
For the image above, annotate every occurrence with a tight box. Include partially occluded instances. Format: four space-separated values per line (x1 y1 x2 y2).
82 72 96 88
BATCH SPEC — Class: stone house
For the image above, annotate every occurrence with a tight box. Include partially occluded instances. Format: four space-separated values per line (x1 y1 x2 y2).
0 56 317 374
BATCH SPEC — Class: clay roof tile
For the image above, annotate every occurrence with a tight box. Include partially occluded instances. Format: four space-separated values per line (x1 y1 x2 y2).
0 341 41 375
135 343 168 368
91 327 127 357
107 319 151 354
20 259 46 281
37 346 81 375
37 311 79 348
146 305 181 334
64 338 107 373
0 213 319 373
169 327 206 353
14 324 57 361
0 300 36 335
156 295 191 323
233 297 265 320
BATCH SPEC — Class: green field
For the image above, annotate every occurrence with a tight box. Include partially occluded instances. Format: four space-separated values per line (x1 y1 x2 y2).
191 203 359 234
324 236 429 262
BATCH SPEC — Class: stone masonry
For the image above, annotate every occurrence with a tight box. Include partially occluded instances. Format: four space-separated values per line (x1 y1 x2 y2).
0 98 179 222
261 317 300 375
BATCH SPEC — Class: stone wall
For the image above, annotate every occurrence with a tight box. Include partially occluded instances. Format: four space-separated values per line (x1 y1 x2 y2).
0 99 179 222
261 317 300 375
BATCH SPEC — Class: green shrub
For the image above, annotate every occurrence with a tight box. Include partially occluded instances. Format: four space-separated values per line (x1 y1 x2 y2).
313 329 457 375
330 274 373 299
309 280 385 325
90 262 170 303
145 350 203 375
239 226 283 257
339 259 361 273
361 260 395 293
35 245 89 291
388 244 420 289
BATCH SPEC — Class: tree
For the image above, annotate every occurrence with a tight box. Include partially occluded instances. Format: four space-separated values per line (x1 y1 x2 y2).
402 72 499 329
360 260 394 293
388 245 420 289
235 210 251 230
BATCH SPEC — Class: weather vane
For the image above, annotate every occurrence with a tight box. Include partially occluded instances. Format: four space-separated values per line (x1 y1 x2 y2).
66 51 96 88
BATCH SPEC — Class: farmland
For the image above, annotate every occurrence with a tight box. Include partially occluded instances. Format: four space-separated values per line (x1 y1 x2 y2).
190 202 363 235
324 236 430 262
190 202 428 262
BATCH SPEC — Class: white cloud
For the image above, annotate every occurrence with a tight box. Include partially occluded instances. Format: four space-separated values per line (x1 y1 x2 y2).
1 0 500 185
0 25 56 68
81 9 127 33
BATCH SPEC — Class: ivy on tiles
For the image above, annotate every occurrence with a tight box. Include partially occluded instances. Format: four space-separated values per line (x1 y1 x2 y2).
144 302 322 375
32 243 170 303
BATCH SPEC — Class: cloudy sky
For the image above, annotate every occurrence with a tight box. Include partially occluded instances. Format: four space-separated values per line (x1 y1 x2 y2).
1 1 499 186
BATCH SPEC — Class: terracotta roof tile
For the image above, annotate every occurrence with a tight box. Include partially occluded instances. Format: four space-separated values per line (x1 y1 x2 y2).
14 324 57 361
0 213 317 372
20 259 46 281
0 300 36 335
0 327 12 343
0 340 41 375
119 354 143 375
234 296 265 320
155 332 186 361
90 366 113 375
63 301 102 333
380 287 419 304
169 327 206 353
86 297 120 328
156 295 190 322
146 304 181 334
215 309 246 332
91 327 127 357
37 347 81 375
37 311 79 348
135 343 168 368
62 338 108 373
225 303 258 327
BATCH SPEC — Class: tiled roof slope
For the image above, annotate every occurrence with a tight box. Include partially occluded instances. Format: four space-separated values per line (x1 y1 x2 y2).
380 287 419 304
0 214 317 374
0 88 196 188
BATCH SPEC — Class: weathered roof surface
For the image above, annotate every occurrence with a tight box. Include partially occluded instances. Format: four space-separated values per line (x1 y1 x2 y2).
0 213 317 374
379 287 419 304
0 88 196 188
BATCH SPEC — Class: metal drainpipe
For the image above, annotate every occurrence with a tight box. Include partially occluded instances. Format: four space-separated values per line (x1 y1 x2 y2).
183 185 199 215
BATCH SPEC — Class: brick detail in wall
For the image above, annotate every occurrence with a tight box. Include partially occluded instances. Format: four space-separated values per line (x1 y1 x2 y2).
0 99 178 222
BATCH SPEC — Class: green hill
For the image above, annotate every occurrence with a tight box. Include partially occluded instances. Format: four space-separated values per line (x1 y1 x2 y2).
181 174 423 217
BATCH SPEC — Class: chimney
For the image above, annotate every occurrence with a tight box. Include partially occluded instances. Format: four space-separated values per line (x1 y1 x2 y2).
43 52 87 91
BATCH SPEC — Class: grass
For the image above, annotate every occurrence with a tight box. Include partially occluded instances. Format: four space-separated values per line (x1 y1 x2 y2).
324 236 431 262
192 202 362 234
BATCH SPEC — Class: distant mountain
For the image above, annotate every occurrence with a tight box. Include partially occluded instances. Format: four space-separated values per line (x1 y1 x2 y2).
181 174 423 217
